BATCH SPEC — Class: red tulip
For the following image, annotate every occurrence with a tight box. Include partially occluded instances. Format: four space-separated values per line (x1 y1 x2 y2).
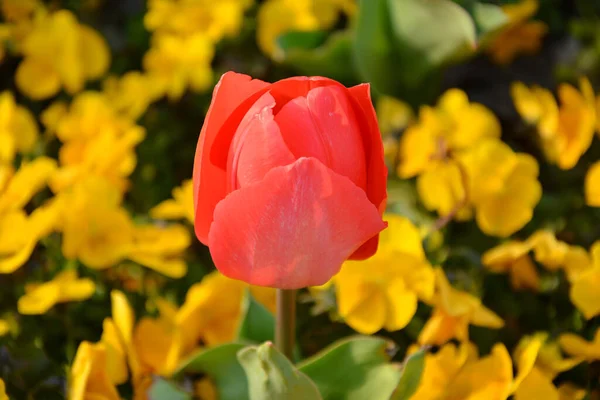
193 72 387 289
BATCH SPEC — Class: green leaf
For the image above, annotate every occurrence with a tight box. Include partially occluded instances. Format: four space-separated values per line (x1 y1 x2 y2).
237 342 323 400
354 0 476 102
174 343 249 400
278 30 358 84
298 336 402 400
392 349 426 400
237 289 275 344
472 2 509 41
147 378 191 400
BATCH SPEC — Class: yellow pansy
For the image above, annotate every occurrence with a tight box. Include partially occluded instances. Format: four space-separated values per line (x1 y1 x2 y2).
0 91 38 164
512 78 596 169
483 230 589 290
59 177 134 269
16 10 110 99
418 268 503 346
128 224 191 278
585 161 600 207
0 378 7 400
145 0 252 42
0 319 9 336
103 71 162 120
143 32 214 100
18 270 95 315
150 179 194 224
569 252 600 319
68 341 120 400
397 89 501 178
461 139 541 237
487 0 548 65
560 328 600 362
411 342 514 400
334 214 435 334
511 82 559 137
0 158 59 273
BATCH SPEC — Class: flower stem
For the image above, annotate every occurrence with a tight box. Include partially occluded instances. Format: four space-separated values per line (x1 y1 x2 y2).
275 289 296 360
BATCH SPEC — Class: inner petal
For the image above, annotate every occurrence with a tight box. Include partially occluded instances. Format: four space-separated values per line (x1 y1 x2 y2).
274 85 367 190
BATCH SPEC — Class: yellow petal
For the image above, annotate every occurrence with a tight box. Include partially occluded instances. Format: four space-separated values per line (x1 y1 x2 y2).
511 81 542 123
418 310 469 346
384 278 418 331
133 317 178 374
378 213 425 260
342 287 387 335
509 256 540 291
59 278 95 302
585 161 600 207
100 318 129 385
0 156 56 212
18 282 61 314
68 341 120 400
470 304 505 329
111 290 134 345
376 96 414 136
512 334 544 391
417 160 468 218
557 383 587 400
514 367 559 400
559 331 600 361
15 58 61 100
396 116 437 178
78 25 110 80
127 253 187 278
12 106 39 152
570 267 600 319
0 319 10 336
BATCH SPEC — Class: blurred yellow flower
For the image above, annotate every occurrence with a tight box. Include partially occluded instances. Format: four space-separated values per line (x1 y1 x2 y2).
128 224 191 278
487 0 548 65
376 96 414 168
411 342 514 400
0 157 58 273
18 270 95 315
103 71 162 120
560 328 600 362
16 10 110 99
585 161 600 207
59 177 134 269
512 78 596 170
334 214 434 334
0 91 38 164
461 139 541 237
145 0 252 42
0 378 7 400
418 268 503 346
1 0 40 22
68 341 120 400
0 319 9 336
195 377 218 400
150 179 194 224
569 242 600 319
398 88 501 178
257 0 352 58
143 33 214 100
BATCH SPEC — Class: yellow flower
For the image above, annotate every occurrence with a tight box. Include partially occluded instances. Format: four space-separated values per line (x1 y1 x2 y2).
411 342 514 400
334 214 435 334
482 230 589 290
257 0 351 58
461 139 541 237
512 78 596 169
397 89 501 178
0 319 9 336
68 341 120 400
418 268 503 346
18 270 95 315
559 328 600 362
569 241 600 319
145 0 252 42
150 179 194 224
376 96 414 168
103 71 162 120
585 161 600 207
0 378 7 400
143 33 214 100
0 158 58 273
16 10 110 99
511 82 559 137
195 377 218 400
487 0 548 65
0 91 38 163
1 0 40 22
128 224 191 278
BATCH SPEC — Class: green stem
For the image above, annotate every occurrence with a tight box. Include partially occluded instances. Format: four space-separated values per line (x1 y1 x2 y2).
275 289 296 360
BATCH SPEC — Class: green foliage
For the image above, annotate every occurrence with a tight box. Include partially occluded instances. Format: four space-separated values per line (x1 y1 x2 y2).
392 349 426 400
237 290 275 343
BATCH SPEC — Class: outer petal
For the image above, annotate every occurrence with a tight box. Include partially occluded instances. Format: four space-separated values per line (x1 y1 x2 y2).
208 157 386 288
193 72 269 244
347 83 388 259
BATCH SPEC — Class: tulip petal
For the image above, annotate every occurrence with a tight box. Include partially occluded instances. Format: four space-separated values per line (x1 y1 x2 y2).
275 85 367 189
208 157 386 288
193 72 269 244
229 92 295 188
347 83 388 259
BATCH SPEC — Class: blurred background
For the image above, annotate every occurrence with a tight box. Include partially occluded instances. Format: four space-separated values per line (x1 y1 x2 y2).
1 0 600 399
